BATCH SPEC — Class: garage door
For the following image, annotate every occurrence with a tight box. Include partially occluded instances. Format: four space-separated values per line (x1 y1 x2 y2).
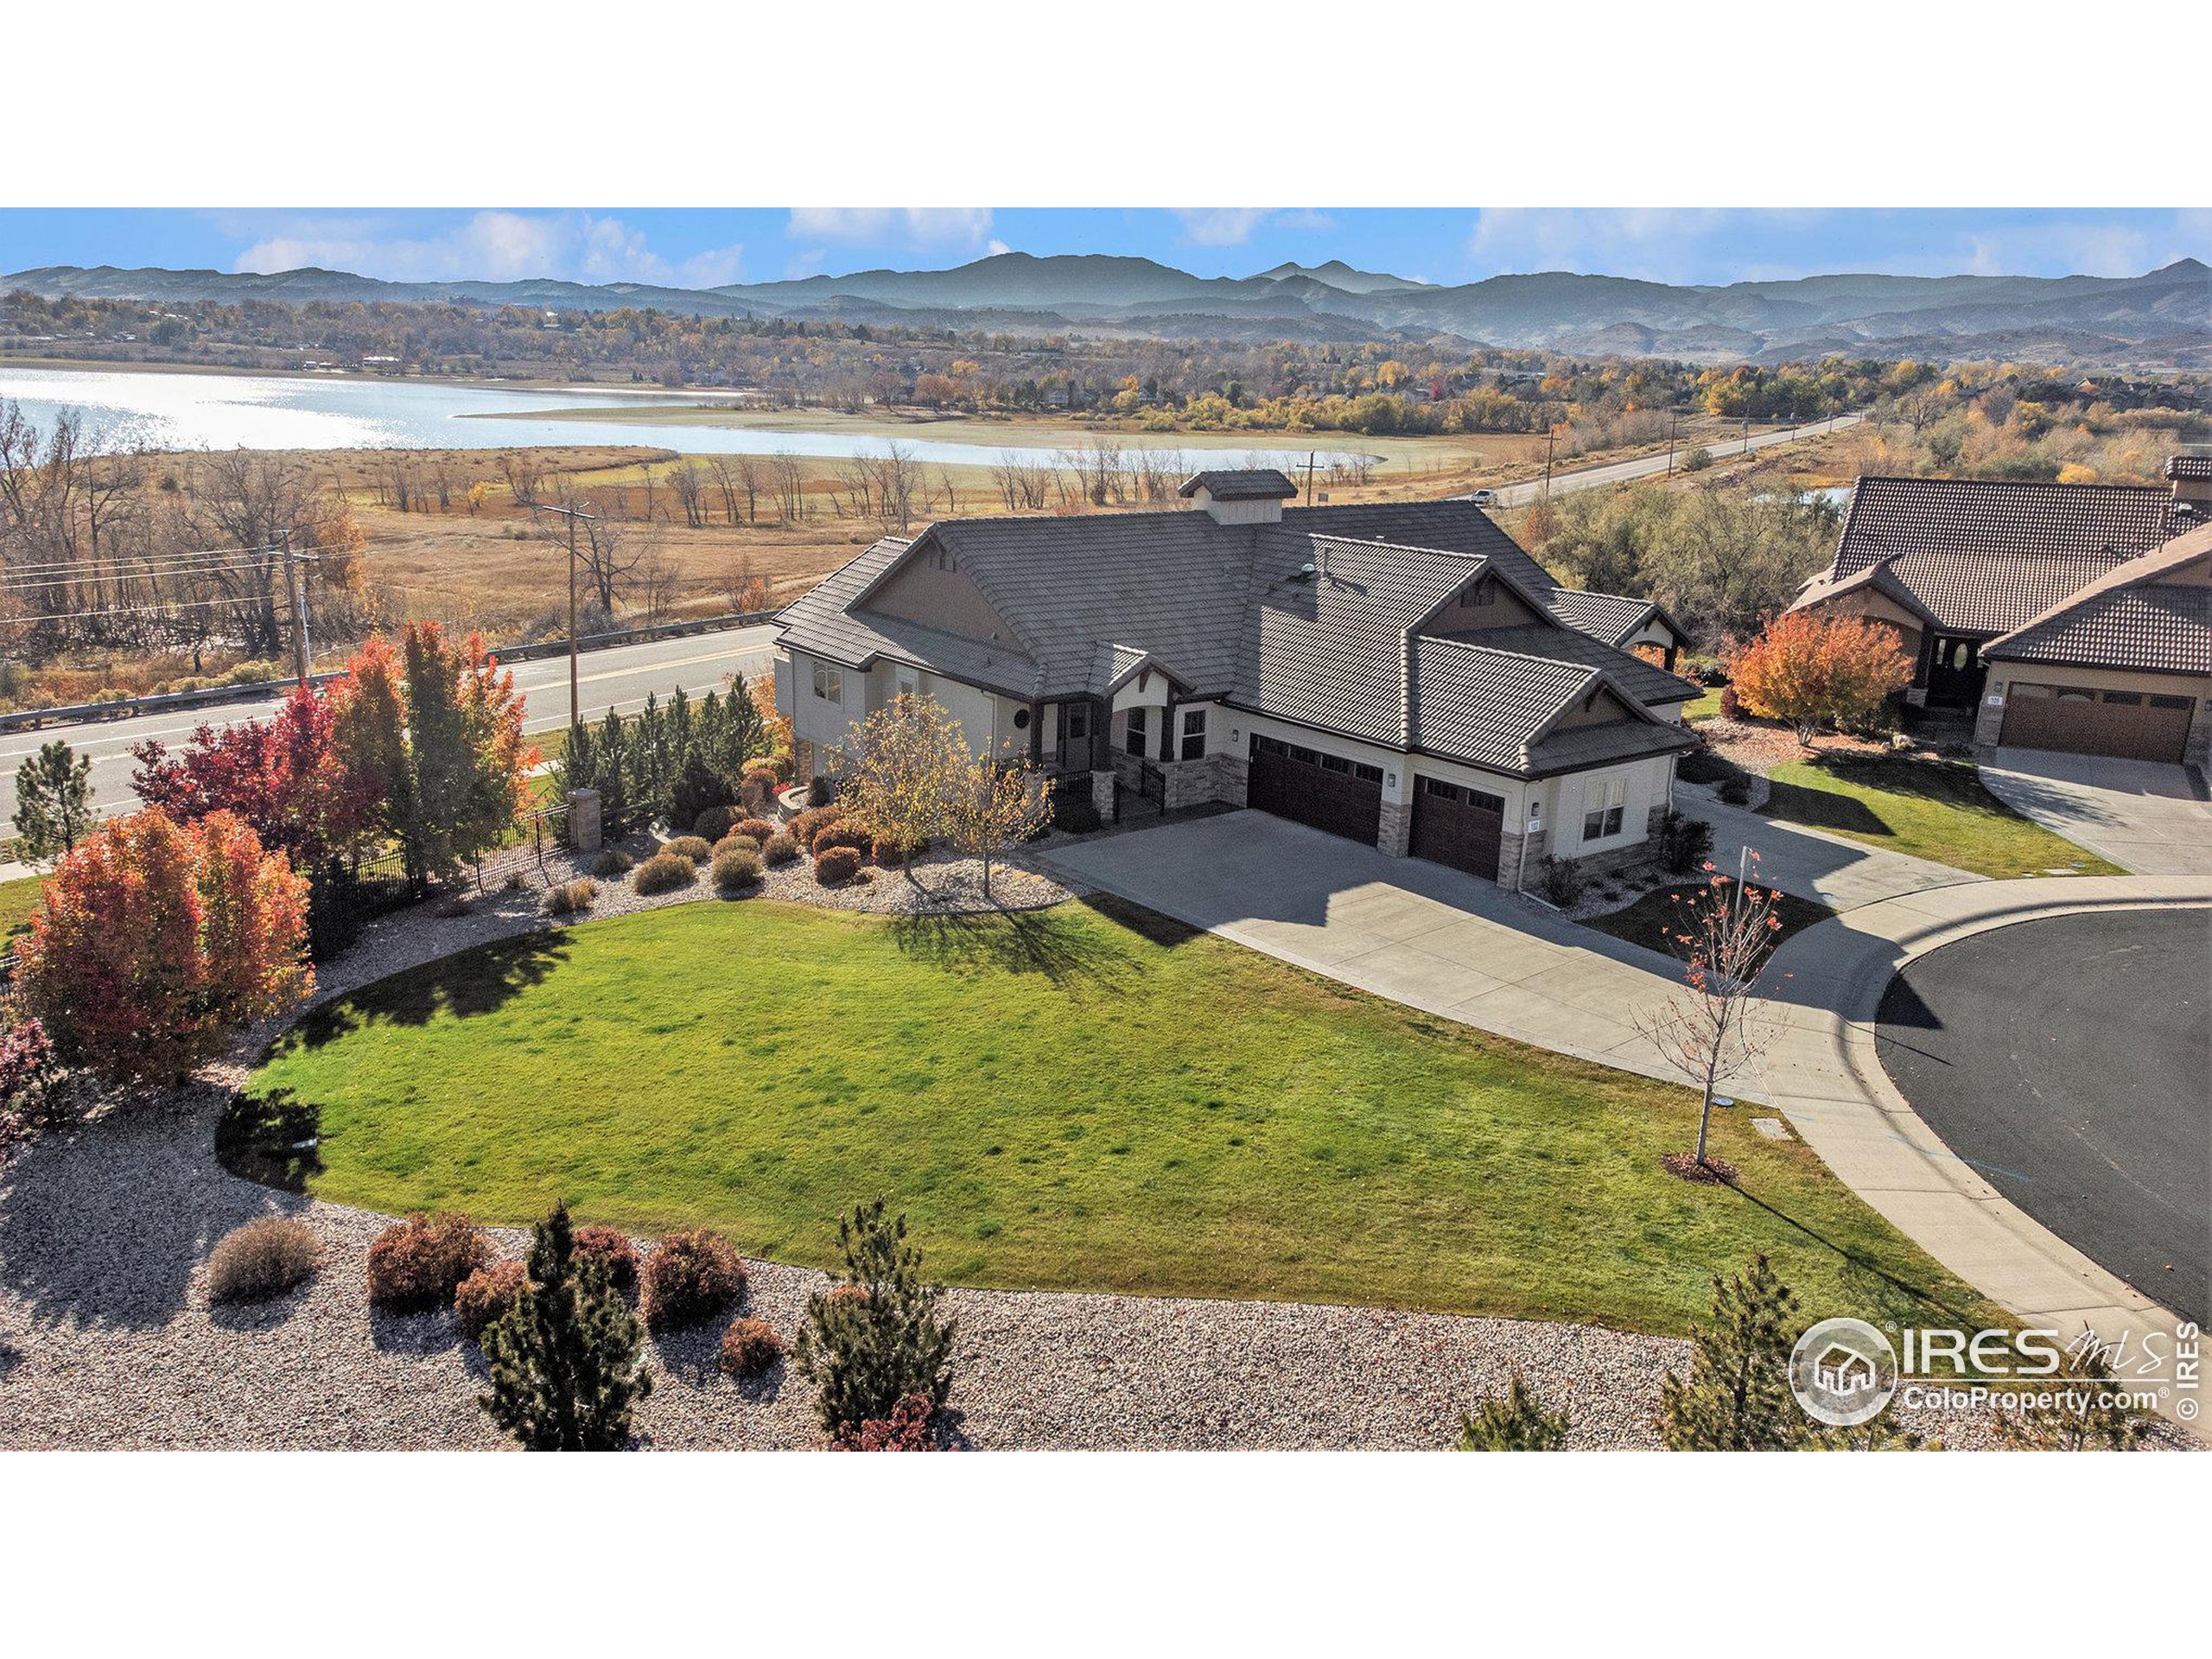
2000 683 2196 763
1247 734 1382 843
1409 776 1504 880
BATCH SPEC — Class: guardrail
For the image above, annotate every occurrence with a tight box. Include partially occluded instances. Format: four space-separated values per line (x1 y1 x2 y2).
0 608 782 735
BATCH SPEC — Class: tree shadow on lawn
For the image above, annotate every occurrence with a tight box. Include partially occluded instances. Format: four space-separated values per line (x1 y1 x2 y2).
888 900 1140 989
1764 778 1895 840
278 930 573 1052
1719 1175 1995 1332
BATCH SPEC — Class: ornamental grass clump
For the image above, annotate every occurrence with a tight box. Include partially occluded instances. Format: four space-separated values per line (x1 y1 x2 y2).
712 844 764 893
639 1229 746 1332
366 1211 492 1313
205 1215 324 1304
592 848 633 878
543 877 598 917
731 817 776 848
631 851 697 895
662 835 714 864
761 833 800 867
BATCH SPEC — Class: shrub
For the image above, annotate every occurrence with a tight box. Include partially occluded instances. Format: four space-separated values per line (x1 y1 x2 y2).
712 844 765 892
479 1202 653 1452
1052 795 1103 835
1716 777 1751 806
671 747 734 831
662 834 714 864
1660 810 1716 875
785 805 842 849
692 804 736 843
1680 445 1713 472
592 848 633 878
434 893 472 919
761 833 800 867
731 817 776 847
831 1393 938 1452
639 1229 746 1332
814 846 863 887
543 876 599 917
570 1224 640 1299
205 1215 324 1304
453 1259 530 1342
1457 1373 1571 1451
717 834 760 855
1718 685 1743 721
810 824 873 860
366 1211 492 1313
872 830 927 868
720 1318 786 1381
806 775 834 808
631 851 697 895
0 1017 63 1159
794 1198 957 1443
1538 854 1586 907
741 764 780 795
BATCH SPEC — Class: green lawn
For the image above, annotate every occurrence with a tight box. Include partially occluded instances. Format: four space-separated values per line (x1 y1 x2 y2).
1681 688 1723 721
1583 884 1838 957
0 872 46 947
1764 754 2125 879
238 896 2007 1338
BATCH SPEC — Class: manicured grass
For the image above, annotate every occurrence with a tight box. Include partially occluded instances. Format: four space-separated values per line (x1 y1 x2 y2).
0 872 46 946
1764 754 2125 879
1680 688 1723 721
241 896 2008 1338
1582 883 1838 957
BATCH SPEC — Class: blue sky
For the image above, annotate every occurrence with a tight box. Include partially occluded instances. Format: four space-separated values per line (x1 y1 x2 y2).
2 208 2203 289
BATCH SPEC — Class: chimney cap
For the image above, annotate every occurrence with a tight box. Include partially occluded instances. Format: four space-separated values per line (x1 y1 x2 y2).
1179 467 1299 502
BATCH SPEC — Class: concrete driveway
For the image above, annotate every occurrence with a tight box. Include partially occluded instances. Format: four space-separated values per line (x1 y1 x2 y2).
1677 790 1985 910
1980 748 2212 875
1039 810 1689 1076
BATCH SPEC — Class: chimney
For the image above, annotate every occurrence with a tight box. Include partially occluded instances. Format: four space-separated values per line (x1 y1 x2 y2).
1179 467 1299 526
2167 448 2212 514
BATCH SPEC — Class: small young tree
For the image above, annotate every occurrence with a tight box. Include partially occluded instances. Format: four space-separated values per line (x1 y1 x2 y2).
14 808 313 1084
1658 1254 1810 1451
1632 855 1787 1174
1993 1337 2152 1452
479 1200 653 1452
1729 611 1911 748
792 1197 957 1445
1457 1373 1571 1450
943 750 1052 899
12 739 95 865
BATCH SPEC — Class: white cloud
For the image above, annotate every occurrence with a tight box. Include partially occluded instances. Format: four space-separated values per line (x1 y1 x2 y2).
1464 208 1763 283
1172 207 1273 247
232 211 741 289
784 207 994 247
986 238 1011 257
1957 223 2154 279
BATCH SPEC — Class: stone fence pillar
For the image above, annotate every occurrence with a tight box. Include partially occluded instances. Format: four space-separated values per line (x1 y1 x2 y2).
567 787 602 855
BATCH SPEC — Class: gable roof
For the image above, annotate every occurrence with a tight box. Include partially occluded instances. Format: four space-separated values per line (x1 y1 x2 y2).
1805 474 2186 638
1179 467 1298 500
1408 634 1698 777
1984 522 2212 675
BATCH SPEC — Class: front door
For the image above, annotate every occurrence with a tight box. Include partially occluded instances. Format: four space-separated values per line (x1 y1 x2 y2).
1924 635 1986 709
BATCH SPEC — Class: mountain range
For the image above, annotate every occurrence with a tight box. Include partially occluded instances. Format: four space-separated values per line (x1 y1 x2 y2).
8 251 2206 366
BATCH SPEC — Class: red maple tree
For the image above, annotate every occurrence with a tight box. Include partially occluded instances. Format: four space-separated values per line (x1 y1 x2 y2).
14 807 314 1084
1729 611 1912 747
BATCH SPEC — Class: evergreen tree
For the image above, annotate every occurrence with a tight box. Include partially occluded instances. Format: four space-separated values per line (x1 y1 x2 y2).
671 744 733 830
1457 1373 1571 1450
594 706 631 826
793 1197 957 1442
479 1200 652 1452
12 740 95 864
1659 1253 1811 1451
1994 1338 2152 1451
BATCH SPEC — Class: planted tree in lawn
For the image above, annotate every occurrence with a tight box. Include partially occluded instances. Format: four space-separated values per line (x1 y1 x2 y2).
330 625 535 895
479 1200 653 1452
11 739 94 865
14 807 313 1084
792 1197 957 1446
1728 610 1911 749
1631 853 1786 1178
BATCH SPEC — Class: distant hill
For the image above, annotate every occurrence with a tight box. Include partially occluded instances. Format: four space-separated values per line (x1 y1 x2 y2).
9 251 2204 366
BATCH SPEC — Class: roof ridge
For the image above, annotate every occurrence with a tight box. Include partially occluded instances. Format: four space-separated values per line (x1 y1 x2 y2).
1853 473 2169 496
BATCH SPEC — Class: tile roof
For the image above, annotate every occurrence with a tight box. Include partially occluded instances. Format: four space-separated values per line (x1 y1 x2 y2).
1545 588 1653 646
2166 454 2212 481
772 536 1044 695
1461 624 1700 707
1984 523 2212 675
1178 467 1298 500
1408 636 1697 776
1800 474 2192 639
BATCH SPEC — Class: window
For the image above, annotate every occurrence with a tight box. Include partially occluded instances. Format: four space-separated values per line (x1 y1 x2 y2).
1062 702 1090 741
1581 776 1627 842
811 661 843 702
1949 642 1971 671
895 668 918 700
1179 708 1206 761
2149 695 2191 710
2101 691 2143 707
1013 707 1032 730
1125 706 1148 756
1354 763 1383 784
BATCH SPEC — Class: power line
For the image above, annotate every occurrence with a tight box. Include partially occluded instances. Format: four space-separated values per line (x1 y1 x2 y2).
0 541 291 576
0 560 297 597
0 593 274 625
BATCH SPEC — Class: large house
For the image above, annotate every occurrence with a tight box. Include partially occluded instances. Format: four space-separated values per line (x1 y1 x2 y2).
772 469 1699 887
1790 454 2212 765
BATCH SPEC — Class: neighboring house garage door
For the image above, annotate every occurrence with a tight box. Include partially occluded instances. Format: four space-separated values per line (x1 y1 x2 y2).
1999 683 2196 763
1248 734 1383 843
1408 776 1504 880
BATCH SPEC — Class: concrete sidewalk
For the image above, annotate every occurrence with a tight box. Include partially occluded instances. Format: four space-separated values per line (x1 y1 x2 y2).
1752 875 2210 1414
1676 790 1986 911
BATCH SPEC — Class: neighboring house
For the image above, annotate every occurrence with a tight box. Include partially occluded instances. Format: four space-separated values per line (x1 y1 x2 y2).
772 468 1699 886
1789 454 2212 765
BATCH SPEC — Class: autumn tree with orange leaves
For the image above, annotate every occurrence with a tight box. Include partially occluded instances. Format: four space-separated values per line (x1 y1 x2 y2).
1728 611 1911 748
330 624 536 894
15 808 313 1084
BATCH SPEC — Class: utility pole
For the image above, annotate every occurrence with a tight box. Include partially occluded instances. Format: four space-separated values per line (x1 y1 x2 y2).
1742 412 1751 455
1305 449 1317 507
1542 426 1557 499
282 529 311 687
531 501 599 732
1665 407 1680 476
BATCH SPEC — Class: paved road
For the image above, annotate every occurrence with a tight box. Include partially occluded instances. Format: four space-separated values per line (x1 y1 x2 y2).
1875 908 2210 1325
1478 413 1863 506
0 623 781 824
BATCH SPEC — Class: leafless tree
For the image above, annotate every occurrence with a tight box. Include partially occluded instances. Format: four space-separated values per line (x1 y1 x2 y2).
669 461 707 529
499 452 546 506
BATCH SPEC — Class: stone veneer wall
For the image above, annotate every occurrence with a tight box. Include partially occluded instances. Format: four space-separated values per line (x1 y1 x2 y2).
1376 798 1411 856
